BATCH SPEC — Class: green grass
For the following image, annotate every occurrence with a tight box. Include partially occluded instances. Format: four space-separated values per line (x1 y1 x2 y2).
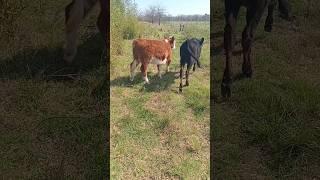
110 21 210 179
212 0 320 178
0 1 107 178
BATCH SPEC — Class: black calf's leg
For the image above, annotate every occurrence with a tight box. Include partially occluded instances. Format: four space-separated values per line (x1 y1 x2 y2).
193 63 196 72
186 64 191 86
179 65 184 92
221 0 240 98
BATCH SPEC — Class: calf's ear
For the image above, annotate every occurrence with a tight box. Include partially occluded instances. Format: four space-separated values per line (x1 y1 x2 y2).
200 37 204 45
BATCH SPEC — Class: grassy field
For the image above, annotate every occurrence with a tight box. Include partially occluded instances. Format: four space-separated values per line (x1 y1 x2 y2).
212 0 320 179
0 1 107 178
110 21 210 179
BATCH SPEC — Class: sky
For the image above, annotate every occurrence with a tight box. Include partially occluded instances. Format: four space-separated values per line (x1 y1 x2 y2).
134 0 210 16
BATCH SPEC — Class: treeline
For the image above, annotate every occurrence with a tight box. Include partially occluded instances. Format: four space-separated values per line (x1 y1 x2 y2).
111 0 140 55
162 14 210 22
139 14 210 22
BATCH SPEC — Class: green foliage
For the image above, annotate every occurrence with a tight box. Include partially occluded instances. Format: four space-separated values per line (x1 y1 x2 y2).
111 0 140 55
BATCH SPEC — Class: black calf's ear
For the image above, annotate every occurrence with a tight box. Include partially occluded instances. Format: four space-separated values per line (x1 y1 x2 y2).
200 37 204 45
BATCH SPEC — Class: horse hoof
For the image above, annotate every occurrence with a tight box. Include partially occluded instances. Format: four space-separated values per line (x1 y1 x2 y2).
221 83 231 98
264 25 272 32
243 71 252 78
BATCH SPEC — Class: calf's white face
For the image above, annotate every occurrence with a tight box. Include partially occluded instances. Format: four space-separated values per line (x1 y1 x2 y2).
165 37 176 49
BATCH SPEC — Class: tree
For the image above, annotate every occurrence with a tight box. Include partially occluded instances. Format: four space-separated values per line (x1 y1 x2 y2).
145 5 156 23
155 4 165 25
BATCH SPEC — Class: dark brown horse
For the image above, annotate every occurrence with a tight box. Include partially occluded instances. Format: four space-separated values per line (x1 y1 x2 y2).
64 0 107 63
221 0 277 97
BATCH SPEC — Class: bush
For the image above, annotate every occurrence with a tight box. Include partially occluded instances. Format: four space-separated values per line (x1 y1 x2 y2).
111 0 141 55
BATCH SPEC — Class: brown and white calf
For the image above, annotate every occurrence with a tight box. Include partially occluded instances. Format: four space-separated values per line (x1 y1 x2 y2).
130 37 176 84
64 0 107 63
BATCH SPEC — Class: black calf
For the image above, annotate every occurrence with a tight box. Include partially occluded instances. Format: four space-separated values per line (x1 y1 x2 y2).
179 38 204 92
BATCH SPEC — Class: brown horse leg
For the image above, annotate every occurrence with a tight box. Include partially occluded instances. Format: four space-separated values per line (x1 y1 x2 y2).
221 1 240 98
264 0 276 32
97 0 107 43
242 3 268 78
241 26 253 77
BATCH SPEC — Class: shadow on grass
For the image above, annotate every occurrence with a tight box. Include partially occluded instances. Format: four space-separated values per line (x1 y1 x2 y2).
110 71 178 92
0 33 105 81
0 33 108 178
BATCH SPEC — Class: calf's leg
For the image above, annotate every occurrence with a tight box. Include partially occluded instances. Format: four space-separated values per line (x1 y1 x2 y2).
179 65 184 92
157 65 162 78
130 60 139 81
141 63 149 84
166 59 171 72
185 64 191 86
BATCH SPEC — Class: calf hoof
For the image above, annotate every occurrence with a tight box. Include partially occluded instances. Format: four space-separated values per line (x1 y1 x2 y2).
179 88 182 92
221 83 231 98
264 25 272 32
186 82 189 86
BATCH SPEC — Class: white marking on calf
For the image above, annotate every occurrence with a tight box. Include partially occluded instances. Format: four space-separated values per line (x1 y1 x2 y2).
150 57 167 65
